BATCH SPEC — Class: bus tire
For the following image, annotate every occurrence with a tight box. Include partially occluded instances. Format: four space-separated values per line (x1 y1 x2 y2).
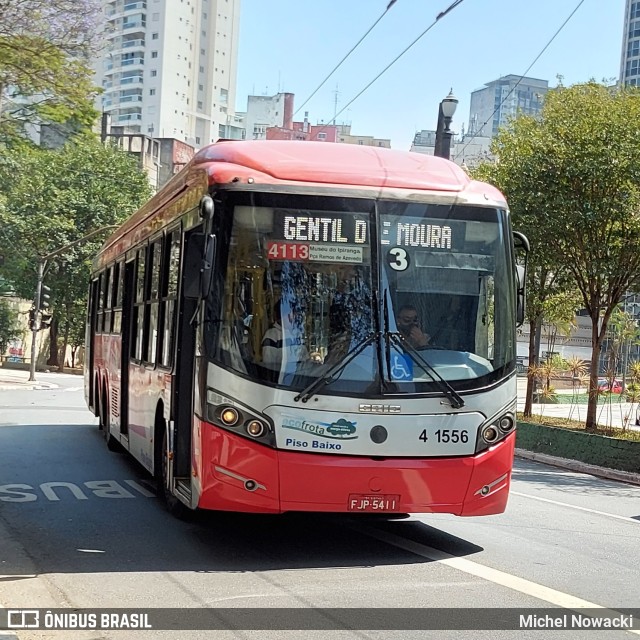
94 376 101 422
154 415 191 520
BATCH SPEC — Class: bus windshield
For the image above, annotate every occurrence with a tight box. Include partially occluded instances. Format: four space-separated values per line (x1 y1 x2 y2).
207 194 515 395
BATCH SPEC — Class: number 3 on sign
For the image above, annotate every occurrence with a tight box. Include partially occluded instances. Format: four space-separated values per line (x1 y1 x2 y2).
267 242 309 261
387 247 409 271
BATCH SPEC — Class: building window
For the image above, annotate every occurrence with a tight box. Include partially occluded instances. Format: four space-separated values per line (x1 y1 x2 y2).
317 132 326 140
152 32 158 39
196 136 201 144
150 88 156 95
151 51 158 58
150 70 157 77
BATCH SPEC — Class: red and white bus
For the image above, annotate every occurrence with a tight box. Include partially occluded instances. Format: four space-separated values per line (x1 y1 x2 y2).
85 140 528 518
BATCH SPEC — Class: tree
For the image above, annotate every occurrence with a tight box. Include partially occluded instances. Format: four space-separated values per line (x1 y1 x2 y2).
0 136 154 365
476 82 640 430
473 141 577 417
0 0 102 145
0 298 20 355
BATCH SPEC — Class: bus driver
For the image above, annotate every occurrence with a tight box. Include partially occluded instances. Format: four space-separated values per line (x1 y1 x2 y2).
396 305 432 349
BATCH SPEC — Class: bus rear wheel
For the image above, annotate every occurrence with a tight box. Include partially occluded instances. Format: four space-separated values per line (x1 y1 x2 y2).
154 419 191 520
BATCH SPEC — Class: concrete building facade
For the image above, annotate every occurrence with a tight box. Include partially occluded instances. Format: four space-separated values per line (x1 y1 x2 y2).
468 75 548 139
410 130 492 169
243 93 294 140
620 0 640 85
94 0 241 148
335 125 390 148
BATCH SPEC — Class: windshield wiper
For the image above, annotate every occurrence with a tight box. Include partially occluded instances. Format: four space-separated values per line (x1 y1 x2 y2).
388 332 465 409
382 290 392 384
294 332 378 403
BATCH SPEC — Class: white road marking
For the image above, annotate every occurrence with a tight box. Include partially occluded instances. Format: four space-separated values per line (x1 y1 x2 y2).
0 480 156 501
512 491 640 524
353 523 640 636
124 479 156 497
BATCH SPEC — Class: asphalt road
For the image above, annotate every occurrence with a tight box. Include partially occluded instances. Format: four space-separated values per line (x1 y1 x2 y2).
0 378 639 640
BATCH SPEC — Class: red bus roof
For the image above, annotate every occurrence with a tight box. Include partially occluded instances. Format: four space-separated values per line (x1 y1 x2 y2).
96 140 505 266
194 140 476 193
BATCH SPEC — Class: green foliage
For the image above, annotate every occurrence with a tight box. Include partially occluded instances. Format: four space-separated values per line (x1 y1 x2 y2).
0 137 154 357
474 82 640 430
0 298 20 354
0 0 102 145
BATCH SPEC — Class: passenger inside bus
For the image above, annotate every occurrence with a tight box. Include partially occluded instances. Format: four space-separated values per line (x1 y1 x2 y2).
261 301 309 370
396 305 432 349
325 264 372 363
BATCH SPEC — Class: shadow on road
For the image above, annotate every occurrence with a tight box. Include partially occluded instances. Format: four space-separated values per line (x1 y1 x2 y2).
0 423 484 577
512 459 640 498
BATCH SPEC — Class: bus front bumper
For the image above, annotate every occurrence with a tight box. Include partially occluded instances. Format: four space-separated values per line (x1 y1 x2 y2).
196 420 515 516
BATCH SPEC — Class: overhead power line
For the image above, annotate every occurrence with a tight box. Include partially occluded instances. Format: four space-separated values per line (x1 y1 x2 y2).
454 0 586 161
315 0 467 133
294 0 399 117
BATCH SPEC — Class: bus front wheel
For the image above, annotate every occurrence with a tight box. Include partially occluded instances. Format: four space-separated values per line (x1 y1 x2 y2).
154 417 191 520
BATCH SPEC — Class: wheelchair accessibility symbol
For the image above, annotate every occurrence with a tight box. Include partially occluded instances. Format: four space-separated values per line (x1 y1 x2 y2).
391 354 413 381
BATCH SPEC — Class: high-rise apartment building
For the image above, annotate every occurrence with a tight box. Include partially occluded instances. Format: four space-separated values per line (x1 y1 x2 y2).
94 0 241 148
468 75 548 138
620 0 640 85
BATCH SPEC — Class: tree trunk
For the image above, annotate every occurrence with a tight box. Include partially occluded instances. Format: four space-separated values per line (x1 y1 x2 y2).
524 316 542 417
47 317 59 367
586 314 603 431
60 322 70 372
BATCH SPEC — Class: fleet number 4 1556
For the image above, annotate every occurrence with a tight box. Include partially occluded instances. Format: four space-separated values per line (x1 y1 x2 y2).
419 429 469 443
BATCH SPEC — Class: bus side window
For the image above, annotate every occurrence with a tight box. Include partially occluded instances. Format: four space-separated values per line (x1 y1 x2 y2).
104 265 114 334
113 261 124 334
132 247 147 361
96 272 104 334
160 230 180 368
146 240 162 365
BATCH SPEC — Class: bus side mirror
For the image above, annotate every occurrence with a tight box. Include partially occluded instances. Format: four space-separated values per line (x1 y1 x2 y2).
183 232 216 299
515 264 526 327
513 231 529 328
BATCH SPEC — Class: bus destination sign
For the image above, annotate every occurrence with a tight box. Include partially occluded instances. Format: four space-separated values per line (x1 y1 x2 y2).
267 212 369 263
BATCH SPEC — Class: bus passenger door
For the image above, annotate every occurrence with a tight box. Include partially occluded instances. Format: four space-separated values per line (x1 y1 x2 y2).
173 228 200 483
120 260 136 436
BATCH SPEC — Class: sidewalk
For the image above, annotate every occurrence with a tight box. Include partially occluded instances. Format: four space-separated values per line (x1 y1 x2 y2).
0 368 58 391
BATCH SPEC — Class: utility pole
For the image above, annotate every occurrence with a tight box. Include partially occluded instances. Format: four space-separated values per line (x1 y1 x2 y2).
28 225 119 382
332 84 340 126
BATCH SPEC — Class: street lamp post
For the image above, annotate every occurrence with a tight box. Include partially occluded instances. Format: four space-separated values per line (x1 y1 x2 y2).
434 90 459 160
28 225 119 382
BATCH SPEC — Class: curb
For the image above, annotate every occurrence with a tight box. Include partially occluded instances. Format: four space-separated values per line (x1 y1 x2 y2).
0 383 58 391
515 448 640 486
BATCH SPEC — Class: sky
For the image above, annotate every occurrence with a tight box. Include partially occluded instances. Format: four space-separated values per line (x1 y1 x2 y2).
234 0 625 150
